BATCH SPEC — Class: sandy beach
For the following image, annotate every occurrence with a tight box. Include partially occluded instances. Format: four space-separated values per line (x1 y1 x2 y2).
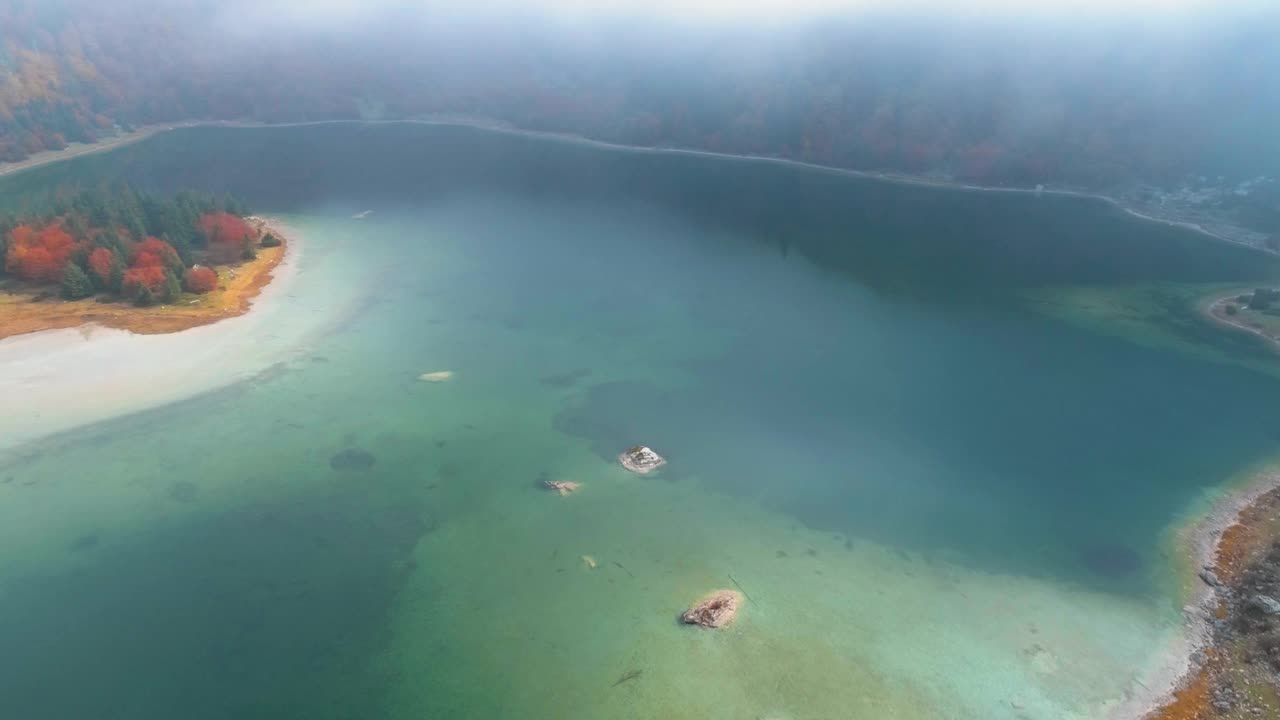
0 219 306 458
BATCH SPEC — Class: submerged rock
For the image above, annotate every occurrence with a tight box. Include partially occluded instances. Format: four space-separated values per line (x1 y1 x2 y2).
543 479 581 496
330 448 377 471
680 589 743 629
618 445 666 475
419 371 453 383
581 555 598 570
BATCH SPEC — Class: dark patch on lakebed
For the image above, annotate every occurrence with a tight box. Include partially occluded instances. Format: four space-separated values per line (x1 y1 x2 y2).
1079 543 1144 579
540 368 592 389
330 448 377 471
69 534 100 552
0 483 437 719
169 481 201 503
551 379 1191 593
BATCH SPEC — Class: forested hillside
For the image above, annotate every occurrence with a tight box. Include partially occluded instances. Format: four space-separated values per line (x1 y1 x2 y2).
1 0 1277 194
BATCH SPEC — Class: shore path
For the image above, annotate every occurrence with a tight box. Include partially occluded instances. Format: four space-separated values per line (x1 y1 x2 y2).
1205 293 1280 352
0 117 1269 256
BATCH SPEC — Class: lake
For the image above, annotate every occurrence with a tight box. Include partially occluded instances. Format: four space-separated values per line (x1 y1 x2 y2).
1 122 1279 720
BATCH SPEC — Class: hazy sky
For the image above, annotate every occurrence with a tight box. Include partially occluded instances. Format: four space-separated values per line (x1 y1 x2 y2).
245 0 1234 20
219 0 1270 40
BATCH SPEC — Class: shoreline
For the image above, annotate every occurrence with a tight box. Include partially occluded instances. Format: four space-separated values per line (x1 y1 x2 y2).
0 116 1267 256
1123 465 1280 720
404 118 1261 253
0 122 209 179
0 217 306 457
1202 291 1280 353
0 217 290 341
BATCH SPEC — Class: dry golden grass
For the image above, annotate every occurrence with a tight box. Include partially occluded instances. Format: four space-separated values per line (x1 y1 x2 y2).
0 226 287 341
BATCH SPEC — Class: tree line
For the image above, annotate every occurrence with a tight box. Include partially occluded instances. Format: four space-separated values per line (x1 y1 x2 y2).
1 1 1276 201
0 185 263 305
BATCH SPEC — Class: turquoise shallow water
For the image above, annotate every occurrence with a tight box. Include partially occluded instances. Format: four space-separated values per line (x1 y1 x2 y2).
3 124 1280 719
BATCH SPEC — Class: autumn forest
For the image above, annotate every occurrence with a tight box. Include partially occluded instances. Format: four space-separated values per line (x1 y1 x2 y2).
0 186 268 306
1 0 1276 199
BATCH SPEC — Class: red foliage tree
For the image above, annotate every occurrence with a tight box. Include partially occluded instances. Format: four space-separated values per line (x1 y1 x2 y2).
199 213 252 247
122 265 168 296
130 236 179 270
199 213 254 265
183 266 218 293
88 247 114 286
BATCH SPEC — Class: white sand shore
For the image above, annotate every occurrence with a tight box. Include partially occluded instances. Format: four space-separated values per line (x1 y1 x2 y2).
1107 466 1280 720
0 221 308 458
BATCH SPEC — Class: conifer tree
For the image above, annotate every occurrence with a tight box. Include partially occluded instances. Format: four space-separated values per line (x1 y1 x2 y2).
61 262 94 300
164 269 182 303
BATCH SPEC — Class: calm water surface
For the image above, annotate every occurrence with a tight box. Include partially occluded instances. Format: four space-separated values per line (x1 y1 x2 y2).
2 124 1279 719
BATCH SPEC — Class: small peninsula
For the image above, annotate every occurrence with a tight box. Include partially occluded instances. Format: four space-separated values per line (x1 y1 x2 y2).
1206 289 1280 353
0 187 287 340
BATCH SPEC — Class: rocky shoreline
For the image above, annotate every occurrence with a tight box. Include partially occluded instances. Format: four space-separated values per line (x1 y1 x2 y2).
1140 473 1280 720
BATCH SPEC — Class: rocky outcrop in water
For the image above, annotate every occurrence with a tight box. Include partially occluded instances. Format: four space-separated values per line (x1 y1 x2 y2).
619 445 666 475
680 590 742 629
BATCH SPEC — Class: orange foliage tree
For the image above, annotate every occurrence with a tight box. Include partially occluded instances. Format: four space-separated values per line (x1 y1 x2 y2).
88 247 114 286
4 222 77 283
183 266 218 293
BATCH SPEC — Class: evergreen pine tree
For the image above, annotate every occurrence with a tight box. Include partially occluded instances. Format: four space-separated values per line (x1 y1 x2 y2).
109 254 126 294
67 214 90 241
164 270 182 303
61 263 94 300
134 284 154 307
